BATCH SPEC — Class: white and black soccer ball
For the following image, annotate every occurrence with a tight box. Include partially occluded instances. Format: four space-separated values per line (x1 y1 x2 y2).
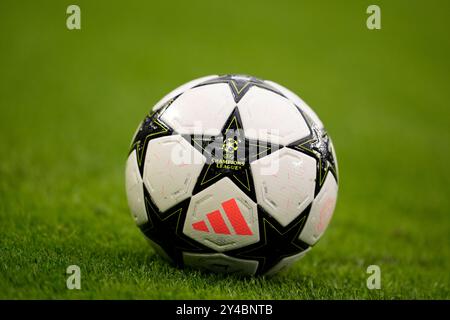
125 75 338 276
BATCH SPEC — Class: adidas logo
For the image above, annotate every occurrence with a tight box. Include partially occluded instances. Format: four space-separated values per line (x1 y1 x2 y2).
192 198 253 236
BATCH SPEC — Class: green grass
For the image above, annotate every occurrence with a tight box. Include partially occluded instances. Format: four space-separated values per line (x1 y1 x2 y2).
0 0 449 299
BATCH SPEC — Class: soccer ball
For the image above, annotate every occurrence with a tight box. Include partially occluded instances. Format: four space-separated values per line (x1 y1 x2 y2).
125 75 338 276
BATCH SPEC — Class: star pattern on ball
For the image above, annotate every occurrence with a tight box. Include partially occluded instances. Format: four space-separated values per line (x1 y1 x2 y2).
184 107 282 202
139 191 214 265
196 74 284 103
288 113 338 195
125 75 339 275
226 205 310 274
129 105 173 175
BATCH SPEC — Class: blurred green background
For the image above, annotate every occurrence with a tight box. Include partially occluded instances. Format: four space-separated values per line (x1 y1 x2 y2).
0 0 449 299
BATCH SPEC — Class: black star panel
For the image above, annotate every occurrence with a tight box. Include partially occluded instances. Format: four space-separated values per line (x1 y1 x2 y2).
129 103 173 175
226 205 311 275
195 74 286 103
184 107 282 202
139 188 215 266
288 112 338 196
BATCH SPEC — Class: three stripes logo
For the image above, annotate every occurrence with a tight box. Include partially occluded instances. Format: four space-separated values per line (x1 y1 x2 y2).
192 198 253 236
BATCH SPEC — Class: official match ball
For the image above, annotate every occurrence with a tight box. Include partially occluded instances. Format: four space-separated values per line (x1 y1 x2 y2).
125 75 338 276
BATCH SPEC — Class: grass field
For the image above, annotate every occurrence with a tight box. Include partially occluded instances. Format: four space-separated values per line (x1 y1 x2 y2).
0 0 449 299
